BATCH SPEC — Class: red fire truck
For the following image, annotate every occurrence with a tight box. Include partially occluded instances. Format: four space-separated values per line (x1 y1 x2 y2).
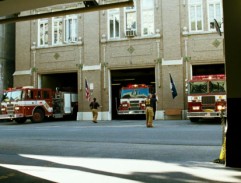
0 86 78 123
187 74 226 122
117 84 153 115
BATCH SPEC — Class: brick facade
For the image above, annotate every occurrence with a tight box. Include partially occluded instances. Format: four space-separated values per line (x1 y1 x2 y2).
14 1 224 120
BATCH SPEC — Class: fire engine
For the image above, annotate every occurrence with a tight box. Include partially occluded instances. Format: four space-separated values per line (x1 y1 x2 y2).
186 74 226 122
0 86 78 123
117 84 153 115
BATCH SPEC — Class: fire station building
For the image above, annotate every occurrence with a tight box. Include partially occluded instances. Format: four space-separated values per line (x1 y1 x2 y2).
13 0 224 121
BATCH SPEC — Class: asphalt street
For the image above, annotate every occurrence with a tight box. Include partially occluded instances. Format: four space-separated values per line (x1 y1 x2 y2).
0 119 240 183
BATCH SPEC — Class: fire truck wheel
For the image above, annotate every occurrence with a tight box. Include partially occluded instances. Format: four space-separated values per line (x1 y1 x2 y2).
31 108 44 123
15 118 27 124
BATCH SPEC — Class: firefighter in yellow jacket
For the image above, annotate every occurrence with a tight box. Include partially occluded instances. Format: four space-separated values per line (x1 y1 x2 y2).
145 94 154 127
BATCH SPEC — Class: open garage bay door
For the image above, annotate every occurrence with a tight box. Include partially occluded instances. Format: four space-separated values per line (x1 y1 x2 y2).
192 64 225 76
41 72 78 92
111 68 155 120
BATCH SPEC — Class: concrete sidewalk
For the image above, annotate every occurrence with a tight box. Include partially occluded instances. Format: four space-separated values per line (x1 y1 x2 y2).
1 155 241 183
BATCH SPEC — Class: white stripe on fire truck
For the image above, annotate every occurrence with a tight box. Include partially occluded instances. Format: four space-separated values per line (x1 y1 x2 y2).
16 100 53 112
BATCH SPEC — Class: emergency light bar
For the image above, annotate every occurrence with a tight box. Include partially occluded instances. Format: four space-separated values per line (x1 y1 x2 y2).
192 74 225 80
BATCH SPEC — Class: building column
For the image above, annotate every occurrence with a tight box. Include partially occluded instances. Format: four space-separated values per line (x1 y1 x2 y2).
223 0 241 168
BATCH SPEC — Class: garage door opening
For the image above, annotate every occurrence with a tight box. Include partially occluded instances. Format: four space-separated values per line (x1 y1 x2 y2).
192 64 225 76
39 72 78 121
41 72 78 92
111 68 155 120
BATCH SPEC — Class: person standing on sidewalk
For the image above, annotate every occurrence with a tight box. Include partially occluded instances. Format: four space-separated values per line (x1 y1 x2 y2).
145 94 154 128
89 97 100 123
150 93 158 120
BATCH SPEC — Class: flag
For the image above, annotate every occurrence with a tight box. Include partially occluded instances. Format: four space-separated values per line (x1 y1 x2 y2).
169 73 177 99
85 78 91 101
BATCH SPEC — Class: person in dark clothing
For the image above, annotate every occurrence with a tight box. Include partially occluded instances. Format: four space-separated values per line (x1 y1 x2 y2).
150 93 158 119
89 97 100 123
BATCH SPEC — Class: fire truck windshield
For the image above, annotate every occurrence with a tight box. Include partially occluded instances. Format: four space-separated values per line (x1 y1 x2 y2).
2 90 22 101
189 80 226 94
189 81 208 94
121 88 149 99
209 81 226 93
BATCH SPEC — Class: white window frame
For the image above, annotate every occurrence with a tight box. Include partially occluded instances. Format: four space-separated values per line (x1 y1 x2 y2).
141 0 155 36
38 18 48 46
124 0 137 32
64 15 78 43
108 8 120 39
52 17 63 45
207 0 223 32
188 0 203 32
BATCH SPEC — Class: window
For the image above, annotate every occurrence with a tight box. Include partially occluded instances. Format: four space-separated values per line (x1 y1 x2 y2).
43 90 50 99
189 81 208 94
141 0 154 36
209 81 226 93
38 18 48 46
53 17 63 45
27 90 33 99
188 0 203 32
208 0 222 31
125 0 137 31
108 9 120 39
64 15 78 43
37 90 41 99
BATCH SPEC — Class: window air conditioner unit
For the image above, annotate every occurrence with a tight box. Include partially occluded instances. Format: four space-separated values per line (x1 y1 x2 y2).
125 30 136 37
